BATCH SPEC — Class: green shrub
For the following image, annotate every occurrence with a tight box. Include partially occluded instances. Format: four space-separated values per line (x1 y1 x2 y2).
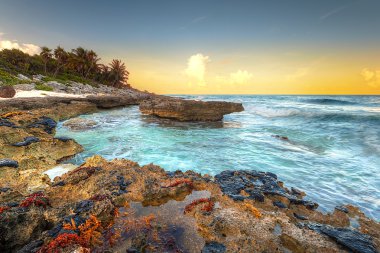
35 83 53 91
0 68 19 85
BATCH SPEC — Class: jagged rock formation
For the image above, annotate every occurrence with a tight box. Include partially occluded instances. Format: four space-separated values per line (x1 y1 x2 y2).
139 97 244 121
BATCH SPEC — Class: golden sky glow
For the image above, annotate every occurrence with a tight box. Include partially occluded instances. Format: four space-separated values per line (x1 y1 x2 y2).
123 51 380 95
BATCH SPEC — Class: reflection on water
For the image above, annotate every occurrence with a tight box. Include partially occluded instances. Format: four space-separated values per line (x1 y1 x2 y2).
56 95 380 221
107 190 209 253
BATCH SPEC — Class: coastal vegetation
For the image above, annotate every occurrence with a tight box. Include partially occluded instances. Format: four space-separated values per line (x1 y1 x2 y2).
0 47 130 88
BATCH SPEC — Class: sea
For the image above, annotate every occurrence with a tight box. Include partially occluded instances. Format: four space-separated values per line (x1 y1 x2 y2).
56 95 380 220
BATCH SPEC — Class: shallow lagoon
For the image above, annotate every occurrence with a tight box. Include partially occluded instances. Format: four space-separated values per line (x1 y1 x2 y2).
56 95 380 220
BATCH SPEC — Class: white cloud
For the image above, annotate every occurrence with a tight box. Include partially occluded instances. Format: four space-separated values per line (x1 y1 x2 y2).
361 68 380 88
229 70 253 85
286 67 309 81
0 38 41 55
185 53 210 86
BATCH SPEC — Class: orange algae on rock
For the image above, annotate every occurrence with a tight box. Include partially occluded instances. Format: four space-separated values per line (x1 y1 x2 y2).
38 233 86 253
78 215 103 247
184 198 215 214
243 202 262 218
1 111 26 118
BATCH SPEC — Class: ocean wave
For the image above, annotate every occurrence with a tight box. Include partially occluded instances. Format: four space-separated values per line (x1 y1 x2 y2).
302 98 357 105
250 106 380 122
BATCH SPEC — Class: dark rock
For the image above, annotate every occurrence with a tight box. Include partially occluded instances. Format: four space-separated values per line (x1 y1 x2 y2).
74 200 94 213
0 118 17 128
215 170 317 210
0 159 19 168
27 116 57 134
0 187 11 193
52 181 65 187
7 202 19 207
335 205 349 213
288 197 318 210
272 135 289 141
202 241 227 253
291 187 303 195
273 201 287 208
17 239 43 253
126 248 140 253
54 136 74 142
0 86 16 98
12 136 40 147
305 223 377 253
293 213 308 220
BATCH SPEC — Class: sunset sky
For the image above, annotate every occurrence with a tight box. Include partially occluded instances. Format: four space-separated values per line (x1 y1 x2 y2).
0 0 379 94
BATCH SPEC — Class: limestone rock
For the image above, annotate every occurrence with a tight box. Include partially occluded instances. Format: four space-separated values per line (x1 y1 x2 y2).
0 86 16 98
139 97 244 121
63 118 98 131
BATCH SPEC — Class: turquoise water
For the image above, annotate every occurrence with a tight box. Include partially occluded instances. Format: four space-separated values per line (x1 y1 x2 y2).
56 96 380 220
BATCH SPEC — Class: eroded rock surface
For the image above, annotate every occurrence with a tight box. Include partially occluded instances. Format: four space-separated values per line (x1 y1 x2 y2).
140 97 244 121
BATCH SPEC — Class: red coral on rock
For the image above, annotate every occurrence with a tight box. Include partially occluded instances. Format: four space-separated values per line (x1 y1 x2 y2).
184 198 214 214
0 206 10 214
19 192 49 209
38 233 86 253
164 178 193 188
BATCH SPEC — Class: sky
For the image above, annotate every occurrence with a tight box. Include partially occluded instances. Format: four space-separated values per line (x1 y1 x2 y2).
0 0 379 94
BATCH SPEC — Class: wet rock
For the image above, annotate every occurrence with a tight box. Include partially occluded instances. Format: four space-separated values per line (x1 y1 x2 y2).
0 187 11 193
202 241 227 253
27 116 57 134
293 213 308 220
140 97 244 121
0 118 17 128
305 223 378 253
273 200 287 208
17 239 43 253
0 86 16 98
63 118 98 131
335 205 349 213
272 134 289 141
74 200 94 213
53 136 74 142
215 170 318 209
0 159 18 168
12 136 40 147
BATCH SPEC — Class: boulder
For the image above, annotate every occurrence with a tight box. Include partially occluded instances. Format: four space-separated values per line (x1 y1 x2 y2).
0 86 16 98
13 83 35 91
16 74 31 81
139 97 244 121
63 118 98 131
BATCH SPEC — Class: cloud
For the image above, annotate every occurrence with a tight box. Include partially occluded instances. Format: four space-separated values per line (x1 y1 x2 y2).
185 53 210 86
361 68 380 88
286 67 309 81
0 38 41 55
192 16 207 23
229 70 253 85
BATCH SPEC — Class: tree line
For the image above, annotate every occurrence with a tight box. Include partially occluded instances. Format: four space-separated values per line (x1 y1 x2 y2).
0 46 129 88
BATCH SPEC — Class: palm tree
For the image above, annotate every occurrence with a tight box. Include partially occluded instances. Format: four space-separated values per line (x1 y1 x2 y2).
69 47 87 76
84 50 100 79
109 59 129 88
53 46 68 77
40 47 52 74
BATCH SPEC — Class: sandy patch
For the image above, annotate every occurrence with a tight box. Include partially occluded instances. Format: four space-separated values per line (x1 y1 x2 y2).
0 90 90 100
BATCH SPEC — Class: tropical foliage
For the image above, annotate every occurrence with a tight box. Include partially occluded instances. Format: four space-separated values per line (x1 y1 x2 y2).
0 46 130 88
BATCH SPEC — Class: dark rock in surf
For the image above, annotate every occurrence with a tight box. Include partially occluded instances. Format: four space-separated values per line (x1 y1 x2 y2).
12 136 40 147
0 159 19 168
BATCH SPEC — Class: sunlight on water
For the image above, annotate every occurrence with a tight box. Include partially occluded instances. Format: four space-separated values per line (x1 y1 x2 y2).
56 96 380 220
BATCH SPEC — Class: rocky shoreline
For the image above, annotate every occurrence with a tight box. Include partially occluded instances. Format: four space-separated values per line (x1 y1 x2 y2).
0 87 379 252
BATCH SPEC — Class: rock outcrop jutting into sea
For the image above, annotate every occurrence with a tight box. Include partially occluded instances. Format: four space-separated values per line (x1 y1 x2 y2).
139 97 244 121
0 84 379 253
